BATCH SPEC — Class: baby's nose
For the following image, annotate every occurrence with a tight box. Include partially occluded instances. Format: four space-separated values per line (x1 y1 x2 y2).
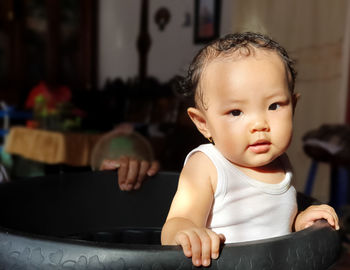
250 118 270 133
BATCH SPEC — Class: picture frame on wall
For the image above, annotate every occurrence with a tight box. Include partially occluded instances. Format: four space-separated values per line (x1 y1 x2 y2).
194 0 221 44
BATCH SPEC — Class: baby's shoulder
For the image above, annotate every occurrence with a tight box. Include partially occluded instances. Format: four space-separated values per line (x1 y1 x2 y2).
184 150 215 170
182 151 218 191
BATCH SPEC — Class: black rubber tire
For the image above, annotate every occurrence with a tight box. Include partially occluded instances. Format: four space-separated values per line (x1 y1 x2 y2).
0 171 341 269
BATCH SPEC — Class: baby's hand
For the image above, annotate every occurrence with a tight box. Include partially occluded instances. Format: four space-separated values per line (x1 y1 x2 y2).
174 228 225 267
294 204 339 231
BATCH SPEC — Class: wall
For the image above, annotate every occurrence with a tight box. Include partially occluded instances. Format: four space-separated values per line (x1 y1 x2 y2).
98 0 350 202
231 0 350 202
98 0 234 88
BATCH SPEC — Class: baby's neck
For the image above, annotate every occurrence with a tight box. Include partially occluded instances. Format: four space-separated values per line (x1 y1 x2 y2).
236 158 286 184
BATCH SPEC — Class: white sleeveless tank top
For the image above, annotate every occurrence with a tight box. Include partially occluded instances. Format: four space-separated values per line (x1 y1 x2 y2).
184 144 298 243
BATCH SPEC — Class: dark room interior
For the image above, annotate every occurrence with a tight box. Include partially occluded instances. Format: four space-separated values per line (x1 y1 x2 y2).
0 0 350 268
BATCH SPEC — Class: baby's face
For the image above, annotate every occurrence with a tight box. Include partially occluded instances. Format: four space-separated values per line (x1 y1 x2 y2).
200 49 294 168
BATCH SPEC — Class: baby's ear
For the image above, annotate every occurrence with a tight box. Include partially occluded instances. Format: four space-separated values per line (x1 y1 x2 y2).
187 107 211 139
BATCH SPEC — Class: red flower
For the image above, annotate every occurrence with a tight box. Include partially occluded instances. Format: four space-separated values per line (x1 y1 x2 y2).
25 81 72 110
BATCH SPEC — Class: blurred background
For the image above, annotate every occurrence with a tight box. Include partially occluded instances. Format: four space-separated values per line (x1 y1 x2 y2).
0 0 350 205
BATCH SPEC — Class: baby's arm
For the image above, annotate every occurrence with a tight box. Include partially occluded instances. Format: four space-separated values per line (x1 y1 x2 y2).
294 204 339 231
161 152 225 267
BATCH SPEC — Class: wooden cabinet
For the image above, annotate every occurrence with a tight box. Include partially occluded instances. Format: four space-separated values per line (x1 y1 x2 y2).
0 0 97 106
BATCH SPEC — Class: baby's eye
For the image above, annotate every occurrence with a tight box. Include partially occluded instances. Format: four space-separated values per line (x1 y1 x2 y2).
268 103 281 111
231 110 242 117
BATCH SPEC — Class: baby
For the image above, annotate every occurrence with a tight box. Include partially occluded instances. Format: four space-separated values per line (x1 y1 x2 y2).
161 32 339 267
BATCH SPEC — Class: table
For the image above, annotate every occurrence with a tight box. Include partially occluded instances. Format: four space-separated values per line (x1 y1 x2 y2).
5 126 101 167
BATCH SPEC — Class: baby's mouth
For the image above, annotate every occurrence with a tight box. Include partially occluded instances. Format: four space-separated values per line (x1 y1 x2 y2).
248 140 271 154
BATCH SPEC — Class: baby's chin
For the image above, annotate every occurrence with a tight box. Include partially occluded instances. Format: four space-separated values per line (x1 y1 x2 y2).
229 154 283 170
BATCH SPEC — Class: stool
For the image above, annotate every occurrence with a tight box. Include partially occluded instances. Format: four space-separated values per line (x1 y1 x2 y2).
304 160 349 212
303 124 350 213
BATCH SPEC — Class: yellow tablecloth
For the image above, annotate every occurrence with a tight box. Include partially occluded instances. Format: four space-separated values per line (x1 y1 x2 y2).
5 126 101 166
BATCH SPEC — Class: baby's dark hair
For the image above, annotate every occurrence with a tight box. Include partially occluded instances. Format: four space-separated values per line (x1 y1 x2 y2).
178 32 297 109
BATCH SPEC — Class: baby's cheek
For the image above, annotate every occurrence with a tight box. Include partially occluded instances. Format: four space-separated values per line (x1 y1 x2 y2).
274 123 292 148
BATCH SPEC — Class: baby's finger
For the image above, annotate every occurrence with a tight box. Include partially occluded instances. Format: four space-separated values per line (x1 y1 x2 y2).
219 233 226 242
316 205 339 229
207 230 224 259
325 206 340 229
325 213 339 230
314 204 337 215
196 230 212 267
309 207 338 229
186 231 202 267
327 211 339 230
303 221 314 230
175 232 192 258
